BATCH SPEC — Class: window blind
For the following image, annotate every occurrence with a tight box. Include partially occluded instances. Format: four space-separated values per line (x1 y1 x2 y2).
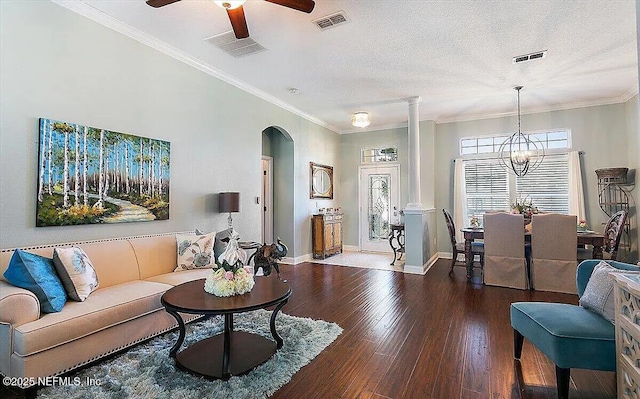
464 153 569 221
515 153 569 214
464 159 510 221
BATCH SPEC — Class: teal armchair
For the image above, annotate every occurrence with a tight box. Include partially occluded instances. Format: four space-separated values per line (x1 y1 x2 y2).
510 259 640 399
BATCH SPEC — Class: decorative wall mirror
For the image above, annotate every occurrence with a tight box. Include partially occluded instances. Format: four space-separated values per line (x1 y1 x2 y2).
310 162 333 199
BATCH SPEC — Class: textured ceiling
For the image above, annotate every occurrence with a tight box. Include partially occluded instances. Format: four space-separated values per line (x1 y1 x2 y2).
64 0 638 133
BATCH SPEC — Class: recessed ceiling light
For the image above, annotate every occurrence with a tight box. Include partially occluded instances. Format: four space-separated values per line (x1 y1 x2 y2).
288 88 300 94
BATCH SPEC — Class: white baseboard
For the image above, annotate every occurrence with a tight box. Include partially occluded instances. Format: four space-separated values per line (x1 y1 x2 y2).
343 245 360 252
404 253 439 275
280 253 312 265
439 251 469 262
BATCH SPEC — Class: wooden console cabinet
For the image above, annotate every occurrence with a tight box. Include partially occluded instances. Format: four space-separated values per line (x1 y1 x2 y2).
312 213 343 259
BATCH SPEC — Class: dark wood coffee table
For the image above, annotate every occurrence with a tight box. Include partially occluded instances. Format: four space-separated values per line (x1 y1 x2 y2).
161 276 291 380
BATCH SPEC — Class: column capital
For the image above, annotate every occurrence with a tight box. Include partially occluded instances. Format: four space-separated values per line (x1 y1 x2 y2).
407 96 421 105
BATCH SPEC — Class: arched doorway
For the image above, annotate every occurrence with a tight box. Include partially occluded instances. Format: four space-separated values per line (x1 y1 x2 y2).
261 126 294 249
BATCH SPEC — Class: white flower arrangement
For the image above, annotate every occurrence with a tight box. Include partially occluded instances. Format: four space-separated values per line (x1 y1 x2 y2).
204 266 255 297
203 230 255 297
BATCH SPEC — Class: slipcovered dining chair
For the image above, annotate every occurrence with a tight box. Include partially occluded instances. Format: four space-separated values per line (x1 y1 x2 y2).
511 259 640 399
442 209 484 274
483 212 528 289
530 214 577 294
578 209 627 261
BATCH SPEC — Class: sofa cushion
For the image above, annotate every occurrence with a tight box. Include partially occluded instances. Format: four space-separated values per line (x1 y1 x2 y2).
145 269 211 286
175 232 215 271
580 261 640 323
3 250 66 313
13 280 171 357
53 247 99 301
77 240 140 288
129 235 178 279
510 302 616 371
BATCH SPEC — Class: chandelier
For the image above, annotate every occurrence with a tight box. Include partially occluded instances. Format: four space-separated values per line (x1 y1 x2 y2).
498 86 544 177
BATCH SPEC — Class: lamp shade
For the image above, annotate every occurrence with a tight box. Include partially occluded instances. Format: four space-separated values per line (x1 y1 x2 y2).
219 192 240 213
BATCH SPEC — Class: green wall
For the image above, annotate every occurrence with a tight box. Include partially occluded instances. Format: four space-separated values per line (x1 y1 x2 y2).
0 1 340 257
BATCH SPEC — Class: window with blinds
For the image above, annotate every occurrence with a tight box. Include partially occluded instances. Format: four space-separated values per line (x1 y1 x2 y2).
465 159 510 220
515 154 569 214
461 130 571 222
463 155 570 222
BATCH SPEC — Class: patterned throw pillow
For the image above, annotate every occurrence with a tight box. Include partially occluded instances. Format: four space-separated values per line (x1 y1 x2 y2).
53 247 99 301
579 261 640 323
175 232 216 271
3 249 67 313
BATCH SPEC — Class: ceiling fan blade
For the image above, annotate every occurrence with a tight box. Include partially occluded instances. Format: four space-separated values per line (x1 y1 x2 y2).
146 0 181 8
265 0 315 13
227 6 249 39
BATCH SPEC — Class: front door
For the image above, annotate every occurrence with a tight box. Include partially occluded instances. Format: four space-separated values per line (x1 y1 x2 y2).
358 164 400 252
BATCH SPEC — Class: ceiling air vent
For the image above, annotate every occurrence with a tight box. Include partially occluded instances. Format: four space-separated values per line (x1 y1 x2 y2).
205 31 266 58
312 11 349 31
512 50 547 64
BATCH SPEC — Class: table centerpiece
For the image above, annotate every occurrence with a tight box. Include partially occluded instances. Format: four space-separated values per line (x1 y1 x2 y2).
511 197 538 225
204 231 255 297
577 219 589 232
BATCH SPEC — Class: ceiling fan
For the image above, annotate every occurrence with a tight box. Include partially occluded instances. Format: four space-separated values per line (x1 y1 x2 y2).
146 0 316 39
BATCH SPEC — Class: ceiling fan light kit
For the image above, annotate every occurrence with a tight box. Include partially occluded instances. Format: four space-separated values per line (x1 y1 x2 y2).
147 0 315 40
213 1 246 10
498 86 545 177
352 112 371 128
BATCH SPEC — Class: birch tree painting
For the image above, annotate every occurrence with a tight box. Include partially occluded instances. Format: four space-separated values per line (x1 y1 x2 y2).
36 118 170 226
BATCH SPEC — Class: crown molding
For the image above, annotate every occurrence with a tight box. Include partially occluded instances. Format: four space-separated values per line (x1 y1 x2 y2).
51 0 341 134
434 92 638 124
341 121 409 134
621 84 640 102
339 88 638 133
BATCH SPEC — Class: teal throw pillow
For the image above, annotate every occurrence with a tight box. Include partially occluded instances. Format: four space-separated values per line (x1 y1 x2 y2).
3 249 67 313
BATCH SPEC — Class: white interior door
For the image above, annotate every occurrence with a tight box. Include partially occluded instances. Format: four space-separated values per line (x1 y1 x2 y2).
359 164 400 252
261 157 273 244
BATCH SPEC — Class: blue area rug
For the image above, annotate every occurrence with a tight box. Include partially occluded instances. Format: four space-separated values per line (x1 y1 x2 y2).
37 310 342 399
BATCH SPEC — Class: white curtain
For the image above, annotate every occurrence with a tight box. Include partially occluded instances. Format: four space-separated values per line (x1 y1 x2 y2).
453 158 467 242
568 151 586 221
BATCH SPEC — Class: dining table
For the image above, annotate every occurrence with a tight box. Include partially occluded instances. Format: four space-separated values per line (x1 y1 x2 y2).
460 227 606 279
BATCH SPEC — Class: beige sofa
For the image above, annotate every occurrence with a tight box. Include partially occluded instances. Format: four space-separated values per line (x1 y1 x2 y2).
0 232 212 388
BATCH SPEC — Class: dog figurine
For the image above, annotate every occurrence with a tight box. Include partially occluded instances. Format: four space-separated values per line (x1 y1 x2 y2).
254 238 288 279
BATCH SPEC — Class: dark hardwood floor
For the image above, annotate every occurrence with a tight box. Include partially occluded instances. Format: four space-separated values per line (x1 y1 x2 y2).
270 260 614 399
1 259 615 399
